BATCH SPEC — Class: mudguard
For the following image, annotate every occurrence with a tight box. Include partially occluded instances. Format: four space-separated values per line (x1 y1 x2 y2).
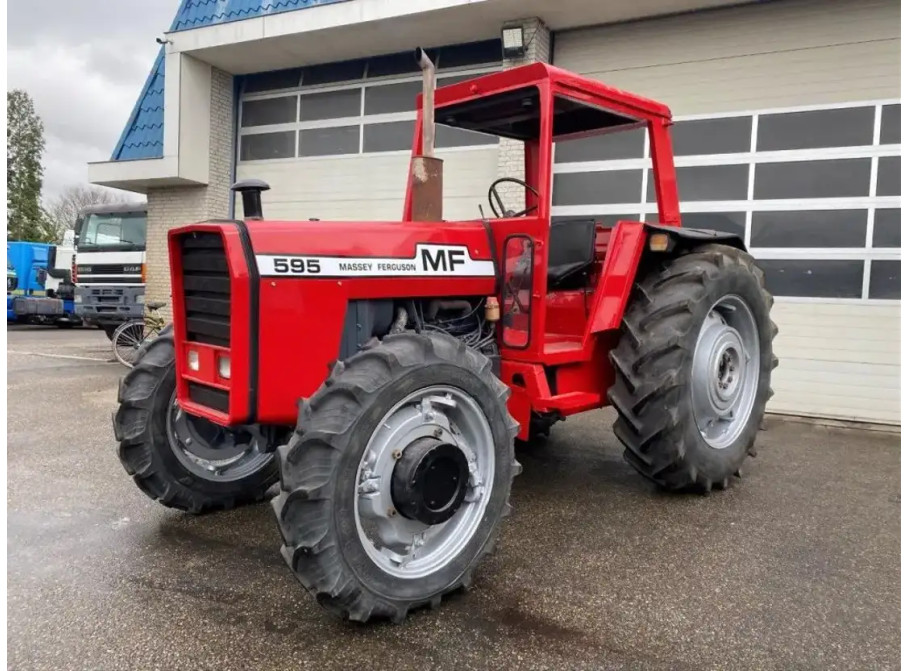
643 222 747 252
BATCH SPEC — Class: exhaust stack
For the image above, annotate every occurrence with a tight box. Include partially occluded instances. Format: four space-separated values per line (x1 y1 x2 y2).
230 179 270 220
410 48 443 221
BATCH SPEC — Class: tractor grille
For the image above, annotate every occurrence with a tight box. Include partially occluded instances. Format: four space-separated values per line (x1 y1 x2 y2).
178 233 231 348
188 382 229 413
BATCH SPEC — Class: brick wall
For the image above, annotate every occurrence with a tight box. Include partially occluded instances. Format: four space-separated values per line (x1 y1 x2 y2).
496 17 551 211
145 67 234 322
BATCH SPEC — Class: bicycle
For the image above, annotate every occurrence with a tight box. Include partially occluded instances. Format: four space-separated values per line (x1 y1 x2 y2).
112 301 167 368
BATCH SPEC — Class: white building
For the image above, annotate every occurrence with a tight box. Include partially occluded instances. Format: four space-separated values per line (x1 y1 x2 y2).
89 0 901 425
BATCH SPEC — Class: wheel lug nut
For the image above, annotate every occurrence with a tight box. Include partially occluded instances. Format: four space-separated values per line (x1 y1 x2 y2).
433 428 443 438
392 450 402 460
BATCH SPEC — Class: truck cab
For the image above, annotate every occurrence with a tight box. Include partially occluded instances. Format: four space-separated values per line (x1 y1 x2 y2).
73 202 148 337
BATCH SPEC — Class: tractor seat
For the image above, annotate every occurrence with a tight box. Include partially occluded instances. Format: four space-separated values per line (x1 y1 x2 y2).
146 300 166 311
547 218 597 291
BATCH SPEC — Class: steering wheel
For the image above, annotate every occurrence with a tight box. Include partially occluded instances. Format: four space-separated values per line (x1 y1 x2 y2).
487 177 539 218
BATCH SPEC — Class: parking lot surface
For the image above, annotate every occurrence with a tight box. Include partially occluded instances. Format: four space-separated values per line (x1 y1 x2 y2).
7 326 900 670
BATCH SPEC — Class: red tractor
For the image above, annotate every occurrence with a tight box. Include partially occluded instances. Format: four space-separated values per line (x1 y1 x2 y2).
114 54 777 622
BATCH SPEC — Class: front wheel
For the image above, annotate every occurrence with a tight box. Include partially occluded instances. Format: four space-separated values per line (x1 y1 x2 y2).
113 335 278 512
608 245 778 492
273 332 520 622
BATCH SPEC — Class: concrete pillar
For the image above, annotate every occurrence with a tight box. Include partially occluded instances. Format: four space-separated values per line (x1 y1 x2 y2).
496 17 551 213
145 68 234 322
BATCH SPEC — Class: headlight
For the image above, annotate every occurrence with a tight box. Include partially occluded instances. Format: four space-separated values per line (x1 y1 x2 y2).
187 350 200 371
74 294 82 303
136 294 145 305
217 355 231 379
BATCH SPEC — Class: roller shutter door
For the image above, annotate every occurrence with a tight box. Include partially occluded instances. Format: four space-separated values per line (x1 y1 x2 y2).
235 42 501 222
553 0 900 423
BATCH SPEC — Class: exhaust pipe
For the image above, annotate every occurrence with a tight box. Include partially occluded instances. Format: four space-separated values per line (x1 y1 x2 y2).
415 47 435 158
409 47 442 221
230 179 270 220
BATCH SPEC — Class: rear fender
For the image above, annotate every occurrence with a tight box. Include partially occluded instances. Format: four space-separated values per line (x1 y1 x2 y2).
643 222 746 252
588 221 746 334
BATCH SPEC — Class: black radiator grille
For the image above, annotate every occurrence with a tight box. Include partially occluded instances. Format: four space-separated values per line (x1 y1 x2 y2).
179 232 231 348
188 382 229 413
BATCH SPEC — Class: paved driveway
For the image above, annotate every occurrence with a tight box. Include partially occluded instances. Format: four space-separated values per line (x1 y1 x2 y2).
7 326 900 670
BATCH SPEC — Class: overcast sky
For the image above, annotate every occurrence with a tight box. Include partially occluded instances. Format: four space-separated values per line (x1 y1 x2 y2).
8 0 180 203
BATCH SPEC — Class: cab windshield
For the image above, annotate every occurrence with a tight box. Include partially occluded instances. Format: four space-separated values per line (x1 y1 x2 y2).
77 212 147 252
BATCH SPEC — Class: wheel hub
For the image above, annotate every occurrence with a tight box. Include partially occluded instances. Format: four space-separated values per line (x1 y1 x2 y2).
354 386 495 579
691 295 760 450
391 438 469 525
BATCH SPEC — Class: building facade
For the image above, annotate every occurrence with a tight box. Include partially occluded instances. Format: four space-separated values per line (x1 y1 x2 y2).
89 0 901 424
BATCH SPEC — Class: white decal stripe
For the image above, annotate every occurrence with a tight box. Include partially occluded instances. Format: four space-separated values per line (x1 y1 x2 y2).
256 244 495 278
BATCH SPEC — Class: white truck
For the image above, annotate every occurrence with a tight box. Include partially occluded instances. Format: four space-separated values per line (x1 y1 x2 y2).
73 203 148 339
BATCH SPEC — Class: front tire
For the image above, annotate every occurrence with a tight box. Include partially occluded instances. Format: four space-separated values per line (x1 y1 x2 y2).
273 332 520 622
608 245 778 492
113 335 278 512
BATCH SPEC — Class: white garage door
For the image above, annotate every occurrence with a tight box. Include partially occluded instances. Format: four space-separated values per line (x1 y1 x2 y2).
235 44 501 222
553 0 901 423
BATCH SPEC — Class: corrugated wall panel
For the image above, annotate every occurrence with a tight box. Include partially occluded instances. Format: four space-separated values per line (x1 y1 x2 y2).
554 0 900 424
554 0 899 114
236 148 498 221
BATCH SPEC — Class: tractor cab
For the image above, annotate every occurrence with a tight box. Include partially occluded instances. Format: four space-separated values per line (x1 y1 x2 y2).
404 62 681 361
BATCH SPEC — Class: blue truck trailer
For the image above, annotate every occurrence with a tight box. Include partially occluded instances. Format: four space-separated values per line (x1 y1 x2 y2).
7 240 79 327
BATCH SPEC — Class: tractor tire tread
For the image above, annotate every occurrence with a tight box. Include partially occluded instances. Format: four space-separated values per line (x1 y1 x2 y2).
609 244 776 492
113 335 277 514
274 331 518 623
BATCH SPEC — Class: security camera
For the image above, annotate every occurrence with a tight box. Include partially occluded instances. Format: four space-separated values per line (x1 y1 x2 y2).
155 36 172 45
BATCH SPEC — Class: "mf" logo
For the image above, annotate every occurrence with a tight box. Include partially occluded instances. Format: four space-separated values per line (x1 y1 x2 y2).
421 248 466 273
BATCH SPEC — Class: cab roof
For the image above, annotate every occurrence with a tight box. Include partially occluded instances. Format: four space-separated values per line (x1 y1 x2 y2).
431 62 672 142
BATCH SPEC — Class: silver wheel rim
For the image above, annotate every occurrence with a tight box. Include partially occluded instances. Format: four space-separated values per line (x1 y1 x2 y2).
166 391 272 481
691 294 760 450
355 385 495 579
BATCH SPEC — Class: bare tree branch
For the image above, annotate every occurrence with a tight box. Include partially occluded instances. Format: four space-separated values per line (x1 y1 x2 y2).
43 185 144 243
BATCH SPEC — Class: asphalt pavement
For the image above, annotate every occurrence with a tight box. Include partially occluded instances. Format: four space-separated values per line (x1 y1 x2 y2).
7 325 901 670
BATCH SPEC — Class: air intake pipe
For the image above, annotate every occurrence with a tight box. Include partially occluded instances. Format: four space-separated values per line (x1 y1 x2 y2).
409 48 443 221
230 179 270 220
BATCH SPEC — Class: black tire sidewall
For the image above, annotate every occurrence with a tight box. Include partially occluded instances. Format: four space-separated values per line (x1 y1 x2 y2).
331 362 513 604
676 260 774 480
136 345 277 498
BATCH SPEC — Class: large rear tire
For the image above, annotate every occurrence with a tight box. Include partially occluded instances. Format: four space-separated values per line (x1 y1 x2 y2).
608 245 778 492
113 335 278 512
273 332 520 622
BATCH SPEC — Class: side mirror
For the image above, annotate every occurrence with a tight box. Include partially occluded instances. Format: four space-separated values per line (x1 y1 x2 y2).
230 179 271 220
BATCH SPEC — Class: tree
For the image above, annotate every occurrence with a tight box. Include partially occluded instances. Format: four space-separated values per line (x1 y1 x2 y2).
44 185 142 244
8 90 47 241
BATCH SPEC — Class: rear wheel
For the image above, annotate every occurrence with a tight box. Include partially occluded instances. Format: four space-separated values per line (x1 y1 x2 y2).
113 335 278 512
273 332 520 622
608 245 778 492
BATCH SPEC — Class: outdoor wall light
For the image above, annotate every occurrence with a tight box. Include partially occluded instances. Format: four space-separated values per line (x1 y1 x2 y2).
501 25 526 59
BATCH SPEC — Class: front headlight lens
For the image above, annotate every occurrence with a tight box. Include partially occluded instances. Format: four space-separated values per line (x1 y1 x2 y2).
187 350 200 371
136 294 145 305
217 355 231 379
74 294 82 303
